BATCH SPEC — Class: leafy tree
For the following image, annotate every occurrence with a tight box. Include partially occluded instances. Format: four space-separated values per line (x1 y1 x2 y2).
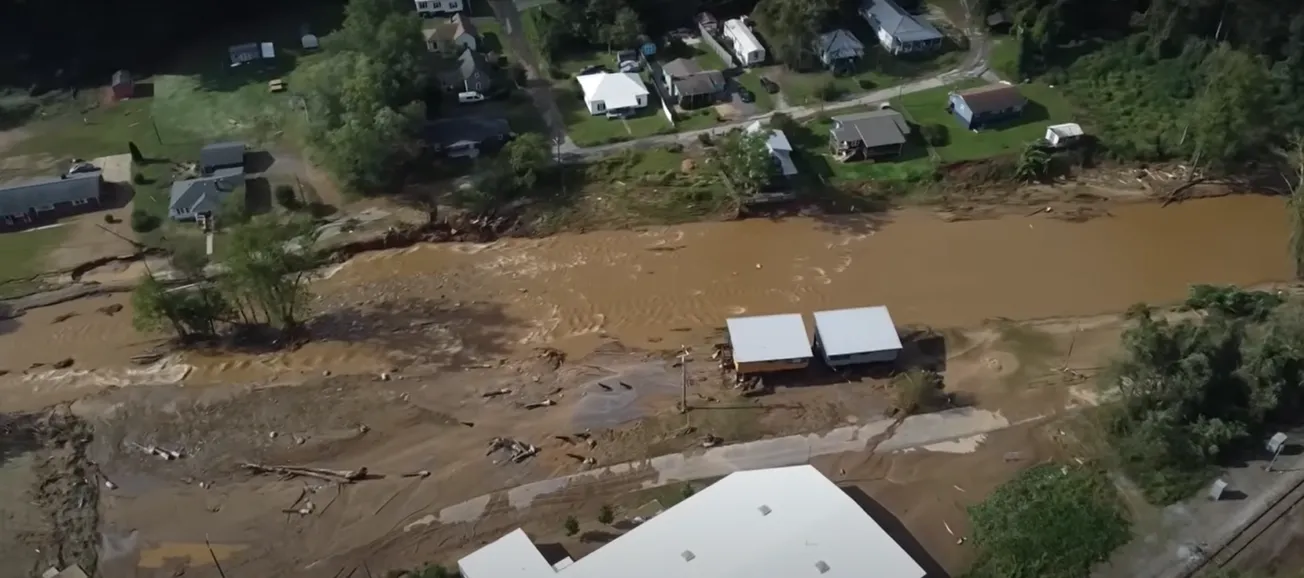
968 465 1130 578
168 239 209 280
218 216 319 331
1189 45 1272 170
563 515 579 536
1286 136 1304 278
504 133 553 191
601 8 643 51
130 209 160 233
337 0 429 104
920 123 949 146
597 504 614 524
301 51 425 192
716 129 775 195
132 274 228 340
753 0 837 70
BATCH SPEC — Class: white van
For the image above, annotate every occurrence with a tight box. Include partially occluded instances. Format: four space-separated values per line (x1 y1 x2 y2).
457 91 486 104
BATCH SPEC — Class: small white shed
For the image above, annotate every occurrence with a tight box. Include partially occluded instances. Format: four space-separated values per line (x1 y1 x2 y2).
1045 123 1084 148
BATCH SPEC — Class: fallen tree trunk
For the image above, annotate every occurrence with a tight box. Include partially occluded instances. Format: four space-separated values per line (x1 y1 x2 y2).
239 463 370 483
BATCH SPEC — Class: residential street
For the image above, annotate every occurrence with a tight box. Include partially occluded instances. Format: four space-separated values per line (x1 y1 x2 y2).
488 6 995 160
488 0 577 152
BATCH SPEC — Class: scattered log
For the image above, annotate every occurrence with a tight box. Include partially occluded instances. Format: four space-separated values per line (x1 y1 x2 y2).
240 463 369 484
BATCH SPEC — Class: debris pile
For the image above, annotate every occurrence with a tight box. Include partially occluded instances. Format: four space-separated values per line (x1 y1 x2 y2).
487 437 538 463
240 463 369 483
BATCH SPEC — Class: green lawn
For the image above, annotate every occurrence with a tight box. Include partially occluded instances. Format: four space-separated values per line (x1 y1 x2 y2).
0 226 70 287
787 110 937 185
989 36 1021 82
734 71 775 112
778 43 963 105
554 85 673 146
893 81 1076 162
673 107 727 131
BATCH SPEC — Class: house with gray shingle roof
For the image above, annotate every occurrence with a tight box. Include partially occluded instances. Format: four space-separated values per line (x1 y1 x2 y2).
439 48 492 93
829 109 911 160
860 0 943 55
0 171 103 228
168 168 244 221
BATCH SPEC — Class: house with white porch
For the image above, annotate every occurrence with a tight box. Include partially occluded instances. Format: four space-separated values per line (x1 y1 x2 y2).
415 0 463 17
577 72 649 116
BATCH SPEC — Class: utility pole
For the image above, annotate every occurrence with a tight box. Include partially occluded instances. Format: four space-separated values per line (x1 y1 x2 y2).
678 346 690 414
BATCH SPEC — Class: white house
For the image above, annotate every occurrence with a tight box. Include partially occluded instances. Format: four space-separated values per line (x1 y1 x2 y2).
746 121 798 177
414 0 463 17
1045 122 1084 148
457 465 927 578
723 18 766 66
814 29 865 68
576 72 649 115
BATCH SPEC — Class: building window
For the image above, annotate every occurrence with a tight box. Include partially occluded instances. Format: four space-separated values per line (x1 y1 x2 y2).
72 198 90 206
417 1 431 9
595 102 606 112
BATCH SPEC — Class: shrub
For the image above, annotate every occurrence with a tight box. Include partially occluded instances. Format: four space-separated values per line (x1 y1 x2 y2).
920 123 950 146
857 78 874 90
968 465 1130 578
891 369 947 415
130 209 160 233
597 504 614 524
563 515 579 536
665 143 684 153
816 80 844 102
132 172 147 185
770 112 795 134
697 133 713 146
275 184 301 210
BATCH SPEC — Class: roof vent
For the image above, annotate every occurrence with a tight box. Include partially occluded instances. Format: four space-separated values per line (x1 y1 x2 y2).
681 550 696 562
758 504 772 516
815 560 830 574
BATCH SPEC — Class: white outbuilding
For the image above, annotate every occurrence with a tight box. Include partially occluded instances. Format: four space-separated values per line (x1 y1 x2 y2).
576 72 650 116
1044 122 1084 148
726 313 812 374
813 306 903 368
723 18 766 66
457 465 927 578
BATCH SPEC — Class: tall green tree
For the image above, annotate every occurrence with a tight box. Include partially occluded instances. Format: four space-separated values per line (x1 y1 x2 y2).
753 0 837 69
219 216 320 332
504 133 553 191
716 129 775 195
1188 45 1272 169
132 275 228 340
1286 136 1304 278
337 0 429 104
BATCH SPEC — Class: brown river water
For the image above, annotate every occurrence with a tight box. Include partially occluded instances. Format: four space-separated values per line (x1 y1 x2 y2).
0 195 1291 390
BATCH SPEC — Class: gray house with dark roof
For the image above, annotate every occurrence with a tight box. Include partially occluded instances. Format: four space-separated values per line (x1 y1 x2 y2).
661 58 727 109
439 48 492 93
169 168 245 221
860 0 943 55
0 171 103 228
829 109 911 160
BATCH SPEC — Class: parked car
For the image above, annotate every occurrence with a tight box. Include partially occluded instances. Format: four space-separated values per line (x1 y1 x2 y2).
578 64 609 75
738 88 755 103
759 77 779 94
457 91 486 104
616 49 638 64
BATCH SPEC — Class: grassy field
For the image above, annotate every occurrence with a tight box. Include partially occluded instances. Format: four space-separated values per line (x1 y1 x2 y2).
0 226 70 289
778 39 962 105
893 81 1076 162
988 36 1021 81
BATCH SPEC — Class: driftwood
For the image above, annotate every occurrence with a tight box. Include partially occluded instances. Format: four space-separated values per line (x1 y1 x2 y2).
240 463 369 483
1161 177 1212 207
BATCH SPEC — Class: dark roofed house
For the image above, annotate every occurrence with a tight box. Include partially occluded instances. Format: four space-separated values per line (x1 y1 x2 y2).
0 171 103 229
169 168 244 221
829 109 911 160
439 48 492 93
860 0 943 55
948 84 1027 129
200 142 247 174
661 58 726 109
423 117 514 158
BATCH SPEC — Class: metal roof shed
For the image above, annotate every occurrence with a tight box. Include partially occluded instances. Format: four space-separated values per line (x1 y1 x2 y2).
813 306 902 367
726 313 812 374
457 465 927 578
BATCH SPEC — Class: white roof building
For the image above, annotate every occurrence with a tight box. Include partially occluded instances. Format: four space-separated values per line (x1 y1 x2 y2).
723 18 766 66
813 306 902 358
457 465 926 578
726 313 812 364
1044 122 1084 147
746 121 798 176
576 72 650 115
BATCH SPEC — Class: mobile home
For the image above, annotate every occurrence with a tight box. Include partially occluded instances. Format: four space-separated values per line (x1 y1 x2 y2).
722 18 766 66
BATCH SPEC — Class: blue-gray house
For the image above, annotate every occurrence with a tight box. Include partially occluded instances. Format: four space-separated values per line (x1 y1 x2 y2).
168 168 245 221
947 84 1027 130
860 0 943 55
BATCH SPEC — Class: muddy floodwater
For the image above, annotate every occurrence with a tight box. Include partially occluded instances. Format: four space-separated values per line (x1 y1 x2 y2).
324 195 1291 353
0 195 1291 385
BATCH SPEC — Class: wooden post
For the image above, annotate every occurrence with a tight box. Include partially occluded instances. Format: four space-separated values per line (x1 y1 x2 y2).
679 348 689 414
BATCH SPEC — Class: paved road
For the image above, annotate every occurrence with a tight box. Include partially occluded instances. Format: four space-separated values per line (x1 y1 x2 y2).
488 0 576 152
